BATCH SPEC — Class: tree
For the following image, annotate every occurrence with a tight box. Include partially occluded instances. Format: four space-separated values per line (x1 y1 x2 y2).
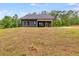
0 16 13 28
13 14 18 20
50 10 79 26
0 14 20 28
52 19 62 27
32 12 37 15
13 14 19 27
41 11 48 14
49 10 61 20
49 10 62 26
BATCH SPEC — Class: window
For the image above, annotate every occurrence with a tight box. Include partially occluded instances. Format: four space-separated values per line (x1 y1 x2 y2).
22 21 28 26
24 21 26 25
34 21 36 24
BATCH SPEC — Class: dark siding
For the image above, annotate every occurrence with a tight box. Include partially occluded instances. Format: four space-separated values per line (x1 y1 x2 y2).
21 20 37 27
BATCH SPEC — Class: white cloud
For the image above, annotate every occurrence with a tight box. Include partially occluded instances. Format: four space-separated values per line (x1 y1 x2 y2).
30 3 49 6
68 3 76 5
67 3 79 11
72 7 79 11
76 4 79 6
30 3 39 6
68 3 79 6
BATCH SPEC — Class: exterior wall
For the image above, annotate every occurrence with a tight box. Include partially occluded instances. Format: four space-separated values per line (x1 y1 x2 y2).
21 21 28 27
21 19 52 27
29 21 37 27
21 20 37 27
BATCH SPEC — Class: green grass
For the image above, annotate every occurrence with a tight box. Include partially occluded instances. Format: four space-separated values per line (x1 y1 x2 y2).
0 27 79 56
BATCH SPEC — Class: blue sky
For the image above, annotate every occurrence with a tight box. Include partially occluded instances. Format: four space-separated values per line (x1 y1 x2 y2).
0 3 79 19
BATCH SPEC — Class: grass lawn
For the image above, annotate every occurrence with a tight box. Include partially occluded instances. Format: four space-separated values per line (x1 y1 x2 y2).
0 27 79 56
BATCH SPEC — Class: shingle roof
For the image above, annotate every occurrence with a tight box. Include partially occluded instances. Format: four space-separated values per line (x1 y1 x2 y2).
21 14 54 20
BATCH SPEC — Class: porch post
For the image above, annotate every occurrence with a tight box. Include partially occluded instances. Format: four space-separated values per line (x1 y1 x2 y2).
45 21 47 27
36 21 38 27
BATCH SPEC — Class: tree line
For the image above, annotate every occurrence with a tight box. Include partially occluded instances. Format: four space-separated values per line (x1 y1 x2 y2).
0 14 21 28
49 10 79 27
0 10 79 28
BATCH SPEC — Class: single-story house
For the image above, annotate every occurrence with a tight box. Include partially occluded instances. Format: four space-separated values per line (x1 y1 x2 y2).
20 14 54 27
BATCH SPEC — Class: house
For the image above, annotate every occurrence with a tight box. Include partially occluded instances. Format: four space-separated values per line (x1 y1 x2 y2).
21 14 54 27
